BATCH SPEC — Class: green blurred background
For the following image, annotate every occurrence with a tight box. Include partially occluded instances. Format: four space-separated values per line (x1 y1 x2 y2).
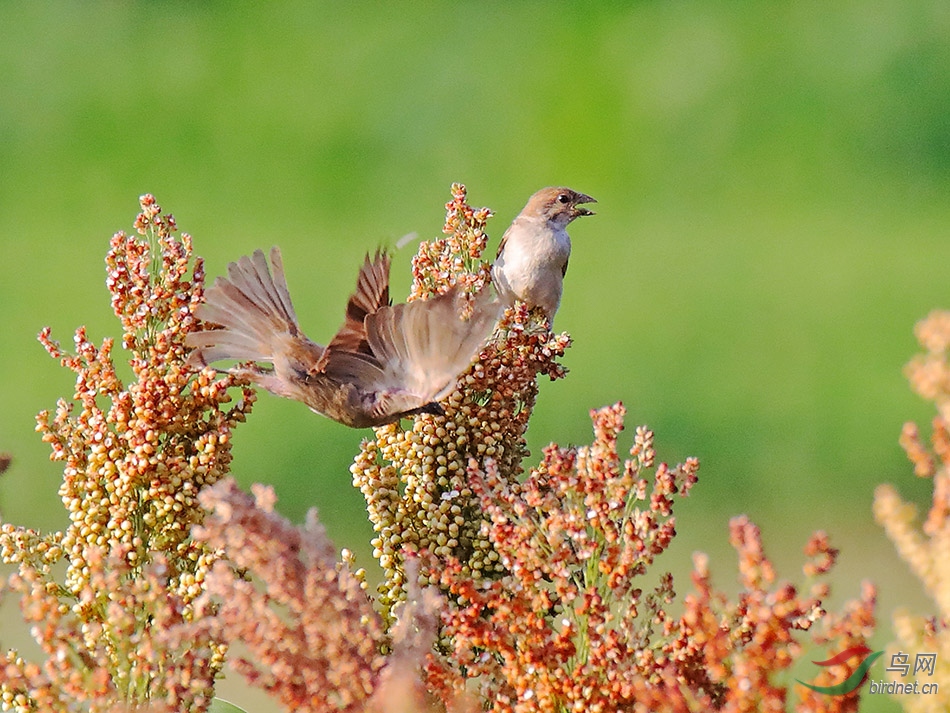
2 2 948 709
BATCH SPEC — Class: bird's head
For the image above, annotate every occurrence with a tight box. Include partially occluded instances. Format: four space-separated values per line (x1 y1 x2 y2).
525 187 597 227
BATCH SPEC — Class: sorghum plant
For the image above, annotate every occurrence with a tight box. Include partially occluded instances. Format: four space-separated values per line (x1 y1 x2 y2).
199 396 873 712
0 195 254 711
192 478 386 711
874 309 950 710
420 404 875 713
191 478 478 713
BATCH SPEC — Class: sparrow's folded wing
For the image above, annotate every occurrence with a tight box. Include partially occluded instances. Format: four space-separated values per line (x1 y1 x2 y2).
495 225 512 260
321 349 385 384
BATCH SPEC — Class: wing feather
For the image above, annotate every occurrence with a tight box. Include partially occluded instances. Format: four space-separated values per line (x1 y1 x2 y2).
326 250 392 355
187 247 320 369
362 286 500 405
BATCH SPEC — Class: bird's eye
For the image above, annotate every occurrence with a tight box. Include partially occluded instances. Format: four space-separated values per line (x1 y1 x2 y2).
557 193 570 204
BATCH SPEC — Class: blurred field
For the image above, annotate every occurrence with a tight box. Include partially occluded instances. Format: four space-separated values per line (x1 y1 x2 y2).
2 2 950 710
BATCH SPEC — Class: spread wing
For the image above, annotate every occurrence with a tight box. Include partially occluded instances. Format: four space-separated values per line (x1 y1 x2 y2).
366 288 497 401
322 285 500 423
187 247 320 368
326 250 391 354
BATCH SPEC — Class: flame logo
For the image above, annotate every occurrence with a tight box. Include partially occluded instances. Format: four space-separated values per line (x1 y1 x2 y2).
796 645 884 695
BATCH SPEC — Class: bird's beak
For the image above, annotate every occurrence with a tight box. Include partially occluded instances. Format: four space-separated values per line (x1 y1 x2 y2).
574 193 597 217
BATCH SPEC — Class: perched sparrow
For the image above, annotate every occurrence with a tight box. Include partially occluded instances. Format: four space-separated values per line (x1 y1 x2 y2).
491 187 596 321
186 248 499 428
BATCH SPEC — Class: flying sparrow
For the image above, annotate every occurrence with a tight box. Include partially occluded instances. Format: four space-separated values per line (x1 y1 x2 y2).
186 247 499 428
491 187 596 322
